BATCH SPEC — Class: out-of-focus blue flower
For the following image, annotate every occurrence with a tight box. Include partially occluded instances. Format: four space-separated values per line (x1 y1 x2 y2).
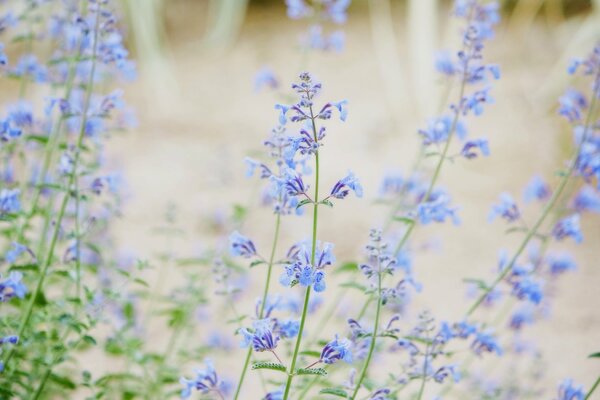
546 253 577 276
572 185 600 213
0 272 27 302
558 89 587 122
4 242 28 264
433 365 461 383
552 214 583 243
180 359 228 399
523 176 551 202
488 193 520 223
285 0 311 19
229 231 257 258
273 319 299 339
0 188 20 214
509 306 534 330
418 115 467 145
319 335 353 364
264 386 284 400
461 138 490 159
254 66 279 92
555 379 585 400
330 171 363 199
0 335 18 345
471 331 502 356
511 277 543 304
241 325 280 352
416 190 460 225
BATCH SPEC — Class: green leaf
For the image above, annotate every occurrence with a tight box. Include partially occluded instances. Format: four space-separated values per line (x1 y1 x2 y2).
296 198 313 209
232 204 247 223
133 278 149 287
333 262 358 275
82 335 97 346
462 278 488 290
339 281 367 293
589 352 600 359
251 362 286 372
227 315 247 325
296 367 327 376
319 388 348 398
26 134 49 144
320 199 334 208
299 350 321 358
49 373 77 390
250 260 266 268
392 216 415 225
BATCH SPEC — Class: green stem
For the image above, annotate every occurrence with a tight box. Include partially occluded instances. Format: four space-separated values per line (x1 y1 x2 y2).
350 267 383 399
283 105 321 400
585 376 600 400
233 213 282 400
2 6 102 372
416 341 431 400
466 86 598 317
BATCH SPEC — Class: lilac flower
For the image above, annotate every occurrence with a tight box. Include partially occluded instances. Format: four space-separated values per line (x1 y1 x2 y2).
547 253 577 275
229 231 257 258
471 331 503 356
274 104 290 125
254 67 279 92
282 169 309 196
285 0 311 20
558 89 588 122
273 319 299 339
330 171 363 199
264 386 284 400
554 379 585 400
0 188 20 214
552 214 583 243
572 185 600 213
332 100 348 121
453 321 478 339
488 193 520 223
244 157 272 179
180 359 228 399
0 335 18 346
509 306 534 330
435 51 456 75
396 338 419 356
280 263 326 292
0 43 6 66
461 138 490 159
0 117 22 142
523 176 551 202
0 272 27 302
319 335 353 364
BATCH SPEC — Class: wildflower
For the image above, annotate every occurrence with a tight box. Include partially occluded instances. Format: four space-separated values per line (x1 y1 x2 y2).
241 325 280 352
552 214 583 243
572 185 600 213
509 306 534 330
273 319 299 339
0 43 6 65
179 359 228 399
254 67 279 92
461 138 490 159
0 272 27 302
523 176 551 202
471 331 502 356
244 157 272 179
511 277 543 304
554 379 585 400
330 171 363 199
228 231 257 258
416 190 460 225
432 365 461 383
0 335 18 345
547 253 577 275
264 386 284 400
558 89 587 122
488 193 520 223
4 242 28 264
319 335 353 364
396 338 419 356
418 115 467 145
274 104 290 125
282 169 309 196
0 188 20 214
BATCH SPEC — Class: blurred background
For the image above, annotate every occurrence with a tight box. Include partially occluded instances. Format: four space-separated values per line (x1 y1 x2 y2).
101 0 600 397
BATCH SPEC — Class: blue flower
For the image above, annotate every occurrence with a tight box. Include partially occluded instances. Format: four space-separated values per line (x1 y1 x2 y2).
547 253 577 275
332 100 348 121
0 335 18 345
416 190 460 225
488 193 520 223
179 359 228 399
511 277 543 304
330 171 363 199
555 379 585 400
552 214 583 243
509 306 534 330
471 331 502 356
433 365 461 383
0 188 20 214
4 242 28 264
572 185 600 213
319 335 352 364
229 231 257 258
241 325 280 352
461 138 490 159
244 157 272 179
274 319 299 339
264 386 284 400
0 272 27 302
418 115 467 145
558 89 587 122
280 169 308 196
0 43 7 66
254 66 279 92
523 176 551 202
285 0 311 19
274 104 290 125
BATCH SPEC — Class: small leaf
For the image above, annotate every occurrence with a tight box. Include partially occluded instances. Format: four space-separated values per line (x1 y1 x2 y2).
320 199 334 208
133 278 149 287
589 352 600 359
296 199 313 209
319 388 348 398
339 281 367 293
462 278 488 290
296 367 327 376
299 350 321 358
250 260 266 268
82 335 97 346
251 362 286 372
392 216 415 225
333 262 358 275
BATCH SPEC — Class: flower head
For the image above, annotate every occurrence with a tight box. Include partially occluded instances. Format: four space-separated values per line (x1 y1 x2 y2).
488 193 520 223
229 231 257 258
319 335 353 364
179 359 228 399
552 214 583 243
330 171 363 199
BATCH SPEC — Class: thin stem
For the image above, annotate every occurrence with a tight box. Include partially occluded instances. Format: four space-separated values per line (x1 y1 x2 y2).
350 269 383 399
271 350 284 365
233 213 282 400
416 341 431 400
1 5 102 371
585 376 600 400
283 106 321 400
466 86 598 317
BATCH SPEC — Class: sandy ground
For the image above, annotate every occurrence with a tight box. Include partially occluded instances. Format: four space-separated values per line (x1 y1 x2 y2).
100 3 600 398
